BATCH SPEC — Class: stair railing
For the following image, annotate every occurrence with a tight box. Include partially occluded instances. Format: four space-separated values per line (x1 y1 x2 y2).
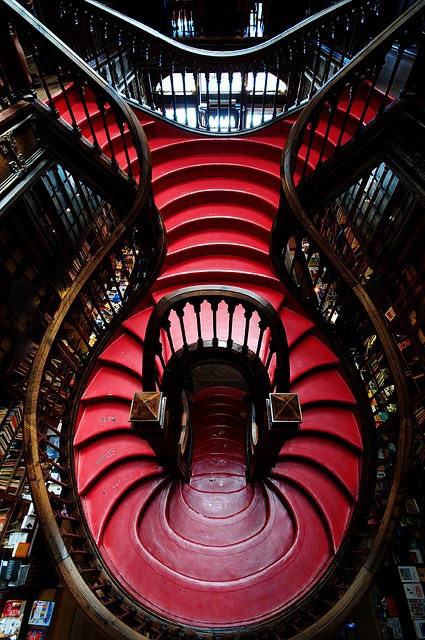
3 0 169 637
283 0 425 186
142 285 291 483
142 285 290 393
25 201 165 640
51 0 393 132
1 0 150 189
271 3 422 637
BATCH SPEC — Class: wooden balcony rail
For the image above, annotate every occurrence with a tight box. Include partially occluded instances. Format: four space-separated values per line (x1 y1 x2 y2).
50 0 396 132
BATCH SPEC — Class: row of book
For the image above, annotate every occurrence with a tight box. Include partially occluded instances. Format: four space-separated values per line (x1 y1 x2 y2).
0 437 25 497
0 403 23 458
0 598 55 639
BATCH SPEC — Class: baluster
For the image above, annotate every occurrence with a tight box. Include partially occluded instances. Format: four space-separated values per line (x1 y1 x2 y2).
155 341 167 371
322 24 337 84
117 29 130 98
97 98 120 171
210 299 219 347
31 42 59 118
264 340 275 371
157 64 167 117
295 38 310 106
75 80 102 154
226 301 236 349
89 16 103 75
377 32 407 114
182 67 189 126
261 63 269 124
116 117 135 183
217 71 222 132
272 57 280 119
228 71 233 132
301 107 320 183
335 77 360 150
284 44 297 112
354 60 383 138
255 319 267 357
56 65 81 136
205 71 211 131
239 70 247 130
161 317 176 358
250 68 257 127
316 94 337 168
169 63 178 122
175 304 189 351
308 28 323 100
242 306 253 352
193 300 203 346
102 22 117 88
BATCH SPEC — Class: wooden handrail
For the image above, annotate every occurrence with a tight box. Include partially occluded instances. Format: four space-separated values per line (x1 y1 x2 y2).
4 1 165 637
276 5 419 639
52 0 396 132
1 0 151 188
283 0 425 183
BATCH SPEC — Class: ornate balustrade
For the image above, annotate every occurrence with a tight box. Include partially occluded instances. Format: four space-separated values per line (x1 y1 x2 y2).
142 285 289 392
53 0 393 132
284 0 425 186
1 0 150 189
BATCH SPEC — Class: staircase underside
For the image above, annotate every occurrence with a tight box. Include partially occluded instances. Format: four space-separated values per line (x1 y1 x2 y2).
56 96 366 629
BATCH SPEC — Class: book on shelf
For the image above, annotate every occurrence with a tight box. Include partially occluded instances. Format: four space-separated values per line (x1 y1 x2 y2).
404 583 425 600
1 599 25 618
28 600 55 627
12 540 30 559
405 497 421 515
418 568 425 583
25 629 47 640
4 531 28 549
398 565 420 582
21 512 36 531
8 563 30 587
414 620 425 639
408 599 425 620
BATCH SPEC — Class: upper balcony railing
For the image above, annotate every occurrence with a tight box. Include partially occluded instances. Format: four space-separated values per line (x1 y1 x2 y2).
50 0 396 132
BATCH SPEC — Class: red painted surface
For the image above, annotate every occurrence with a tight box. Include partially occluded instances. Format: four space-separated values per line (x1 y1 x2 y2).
54 91 366 628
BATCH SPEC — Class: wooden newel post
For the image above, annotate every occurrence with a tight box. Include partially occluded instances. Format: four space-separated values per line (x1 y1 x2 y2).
129 390 192 480
261 392 302 473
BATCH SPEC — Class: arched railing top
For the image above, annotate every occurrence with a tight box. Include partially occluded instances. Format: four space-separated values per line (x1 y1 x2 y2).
75 0 356 59
55 0 394 132
143 285 290 392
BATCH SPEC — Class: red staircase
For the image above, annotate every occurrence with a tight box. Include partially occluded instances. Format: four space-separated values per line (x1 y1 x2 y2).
46 94 366 629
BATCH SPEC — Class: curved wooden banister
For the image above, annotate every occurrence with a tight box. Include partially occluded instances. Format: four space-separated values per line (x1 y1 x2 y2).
53 0 395 132
2 0 151 190
2 0 166 637
24 207 165 640
282 0 425 184
274 4 421 638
